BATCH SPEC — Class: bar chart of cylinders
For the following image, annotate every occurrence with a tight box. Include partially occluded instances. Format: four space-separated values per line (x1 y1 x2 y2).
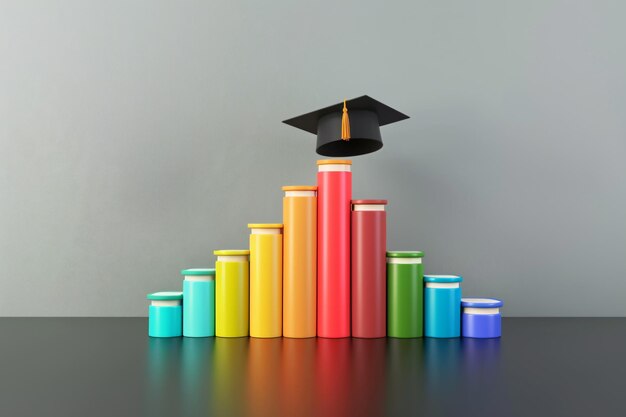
147 160 503 340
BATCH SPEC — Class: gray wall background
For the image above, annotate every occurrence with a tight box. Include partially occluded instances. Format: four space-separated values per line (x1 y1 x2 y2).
1 0 625 317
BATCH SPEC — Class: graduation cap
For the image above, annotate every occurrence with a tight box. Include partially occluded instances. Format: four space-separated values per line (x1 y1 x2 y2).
283 95 409 157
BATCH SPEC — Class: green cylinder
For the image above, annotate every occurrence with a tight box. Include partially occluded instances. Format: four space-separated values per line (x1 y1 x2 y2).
387 251 424 338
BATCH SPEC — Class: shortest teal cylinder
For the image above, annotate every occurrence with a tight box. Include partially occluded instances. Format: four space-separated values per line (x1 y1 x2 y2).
182 269 215 337
424 275 462 338
149 305 182 337
148 291 183 337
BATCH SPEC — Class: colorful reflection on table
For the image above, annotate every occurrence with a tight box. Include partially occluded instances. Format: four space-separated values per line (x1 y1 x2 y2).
146 336 501 417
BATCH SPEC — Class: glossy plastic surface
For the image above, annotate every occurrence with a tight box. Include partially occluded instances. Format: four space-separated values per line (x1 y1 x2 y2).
386 251 424 258
387 261 423 338
148 305 182 338
462 313 502 338
425 286 461 338
183 280 215 337
215 257 249 337
317 166 351 338
352 208 386 338
461 298 503 308
249 231 282 338
283 191 317 338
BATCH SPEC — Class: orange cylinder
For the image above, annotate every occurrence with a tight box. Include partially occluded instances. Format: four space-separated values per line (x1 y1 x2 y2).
282 186 317 338
280 338 317 416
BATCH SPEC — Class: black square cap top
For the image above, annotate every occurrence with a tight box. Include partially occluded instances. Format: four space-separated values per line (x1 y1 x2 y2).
282 95 409 157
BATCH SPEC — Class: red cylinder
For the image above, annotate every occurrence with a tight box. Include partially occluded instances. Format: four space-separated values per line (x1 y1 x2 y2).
317 159 352 338
351 199 387 338
315 338 351 417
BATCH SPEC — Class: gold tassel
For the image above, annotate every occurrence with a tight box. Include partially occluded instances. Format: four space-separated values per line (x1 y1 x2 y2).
341 99 350 141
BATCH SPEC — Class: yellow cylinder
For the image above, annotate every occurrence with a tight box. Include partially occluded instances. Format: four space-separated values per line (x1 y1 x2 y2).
282 186 317 338
246 338 282 417
248 223 283 338
212 337 249 416
214 250 250 338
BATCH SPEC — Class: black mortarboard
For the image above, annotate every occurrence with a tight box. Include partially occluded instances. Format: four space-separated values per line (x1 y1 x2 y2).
282 95 409 157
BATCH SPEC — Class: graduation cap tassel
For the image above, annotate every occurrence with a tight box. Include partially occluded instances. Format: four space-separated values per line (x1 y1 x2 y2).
341 99 351 141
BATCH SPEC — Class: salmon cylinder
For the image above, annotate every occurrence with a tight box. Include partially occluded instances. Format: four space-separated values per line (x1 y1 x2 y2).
351 199 388 338
386 251 424 338
214 250 250 338
424 275 463 338
317 159 352 338
181 268 215 337
282 186 317 338
248 224 283 338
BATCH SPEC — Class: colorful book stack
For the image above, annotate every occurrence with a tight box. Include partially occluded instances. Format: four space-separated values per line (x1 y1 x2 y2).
147 158 503 340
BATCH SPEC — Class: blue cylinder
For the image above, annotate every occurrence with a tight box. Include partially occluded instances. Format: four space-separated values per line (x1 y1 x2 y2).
182 268 216 337
461 298 503 338
147 291 183 337
424 275 462 338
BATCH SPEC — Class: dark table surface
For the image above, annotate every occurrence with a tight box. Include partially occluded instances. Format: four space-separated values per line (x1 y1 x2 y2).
0 318 624 417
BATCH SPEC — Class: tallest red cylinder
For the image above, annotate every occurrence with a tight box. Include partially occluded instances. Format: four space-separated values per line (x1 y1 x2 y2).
317 159 352 338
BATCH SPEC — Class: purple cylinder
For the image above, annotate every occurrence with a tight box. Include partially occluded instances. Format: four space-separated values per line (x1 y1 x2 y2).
461 298 503 339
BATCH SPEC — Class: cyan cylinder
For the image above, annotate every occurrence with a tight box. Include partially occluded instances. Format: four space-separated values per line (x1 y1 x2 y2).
147 291 183 337
424 275 462 338
461 298 503 338
182 268 215 337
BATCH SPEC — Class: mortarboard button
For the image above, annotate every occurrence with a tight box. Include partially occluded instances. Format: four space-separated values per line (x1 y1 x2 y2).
283 95 409 157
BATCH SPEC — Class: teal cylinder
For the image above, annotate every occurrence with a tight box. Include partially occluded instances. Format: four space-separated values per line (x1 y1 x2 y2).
424 275 462 338
182 269 215 337
147 291 183 338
